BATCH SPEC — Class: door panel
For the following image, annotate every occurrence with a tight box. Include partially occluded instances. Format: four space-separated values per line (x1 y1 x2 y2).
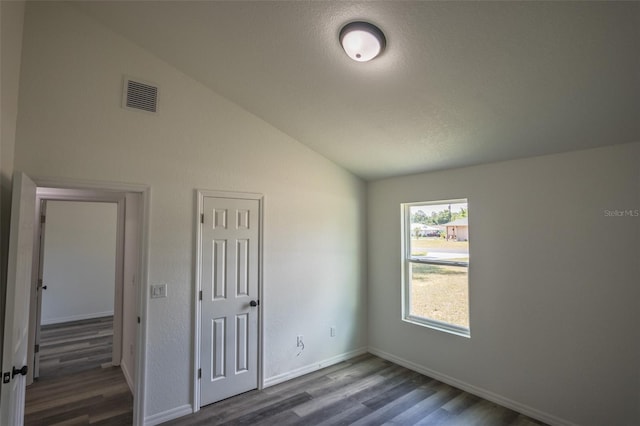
236 240 249 296
1 173 37 426
235 314 248 372
200 196 259 406
212 240 226 299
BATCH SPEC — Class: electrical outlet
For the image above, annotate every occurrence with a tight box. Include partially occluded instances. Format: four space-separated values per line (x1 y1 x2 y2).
297 335 304 347
330 327 336 337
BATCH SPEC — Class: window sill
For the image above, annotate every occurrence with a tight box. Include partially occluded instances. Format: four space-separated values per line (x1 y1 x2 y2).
403 315 470 338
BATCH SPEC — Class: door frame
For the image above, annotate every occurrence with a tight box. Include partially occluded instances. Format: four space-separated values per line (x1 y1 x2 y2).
193 189 264 412
29 191 126 383
29 177 150 426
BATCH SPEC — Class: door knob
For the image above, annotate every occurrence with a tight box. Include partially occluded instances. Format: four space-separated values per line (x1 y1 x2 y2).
249 300 259 307
12 365 28 378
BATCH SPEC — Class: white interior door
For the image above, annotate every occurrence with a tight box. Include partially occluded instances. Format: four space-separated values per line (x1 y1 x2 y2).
1 173 37 426
200 196 260 406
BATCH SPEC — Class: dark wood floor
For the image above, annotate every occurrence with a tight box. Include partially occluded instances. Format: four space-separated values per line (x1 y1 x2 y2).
25 366 133 425
25 323 547 425
164 353 547 426
25 316 133 425
38 316 114 379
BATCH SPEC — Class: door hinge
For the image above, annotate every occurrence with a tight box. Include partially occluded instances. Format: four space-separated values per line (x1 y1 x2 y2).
200 213 204 224
137 316 141 324
40 214 46 224
34 344 40 354
199 290 202 301
198 368 202 379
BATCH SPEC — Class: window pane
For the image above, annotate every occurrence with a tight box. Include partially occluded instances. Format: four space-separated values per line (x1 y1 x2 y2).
404 199 470 334
409 202 468 263
409 262 469 328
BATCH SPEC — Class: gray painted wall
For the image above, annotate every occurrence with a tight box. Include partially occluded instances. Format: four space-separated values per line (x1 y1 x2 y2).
15 2 367 419
368 143 640 426
0 0 26 371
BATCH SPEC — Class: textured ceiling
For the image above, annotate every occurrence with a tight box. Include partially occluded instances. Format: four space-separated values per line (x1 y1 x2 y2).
72 1 640 180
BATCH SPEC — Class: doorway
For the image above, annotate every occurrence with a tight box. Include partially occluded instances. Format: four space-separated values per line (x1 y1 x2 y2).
27 190 133 384
35 200 119 380
2 175 149 425
28 182 148 425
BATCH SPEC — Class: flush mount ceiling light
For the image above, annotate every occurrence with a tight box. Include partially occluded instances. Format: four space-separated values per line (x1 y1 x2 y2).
339 21 386 62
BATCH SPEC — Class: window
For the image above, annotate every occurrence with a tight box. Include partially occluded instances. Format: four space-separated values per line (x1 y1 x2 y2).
402 199 470 337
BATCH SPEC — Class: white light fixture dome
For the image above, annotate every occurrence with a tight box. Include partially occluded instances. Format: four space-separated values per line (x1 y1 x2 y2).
339 21 386 62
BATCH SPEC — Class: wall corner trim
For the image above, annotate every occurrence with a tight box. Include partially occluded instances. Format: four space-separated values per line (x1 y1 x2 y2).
367 347 579 426
263 347 368 388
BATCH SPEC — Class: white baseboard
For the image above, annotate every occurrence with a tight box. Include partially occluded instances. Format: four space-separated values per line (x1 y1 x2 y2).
143 404 192 426
263 347 368 388
368 347 578 426
120 361 134 394
41 311 114 325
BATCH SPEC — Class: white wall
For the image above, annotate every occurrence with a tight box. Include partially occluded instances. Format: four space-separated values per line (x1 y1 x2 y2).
41 201 117 324
0 0 26 366
0 0 25 256
368 143 640 426
14 2 367 419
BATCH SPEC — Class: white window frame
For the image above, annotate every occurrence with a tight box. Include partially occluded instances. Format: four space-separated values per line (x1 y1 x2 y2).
401 199 470 338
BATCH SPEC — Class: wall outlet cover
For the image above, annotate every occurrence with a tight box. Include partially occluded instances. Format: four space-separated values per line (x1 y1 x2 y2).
150 284 167 299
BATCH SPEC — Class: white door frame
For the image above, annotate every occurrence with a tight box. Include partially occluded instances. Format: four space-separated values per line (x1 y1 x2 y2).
30 177 150 426
193 189 264 412
28 190 126 383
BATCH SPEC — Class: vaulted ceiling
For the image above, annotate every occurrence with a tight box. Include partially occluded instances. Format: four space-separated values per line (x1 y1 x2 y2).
72 1 639 180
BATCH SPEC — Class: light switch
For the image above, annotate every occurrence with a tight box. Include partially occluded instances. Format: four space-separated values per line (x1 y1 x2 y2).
150 284 167 299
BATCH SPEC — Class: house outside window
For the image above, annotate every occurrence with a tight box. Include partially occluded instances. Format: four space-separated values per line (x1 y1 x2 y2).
402 199 470 337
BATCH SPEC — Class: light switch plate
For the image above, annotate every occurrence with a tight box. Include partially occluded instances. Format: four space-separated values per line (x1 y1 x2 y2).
150 284 167 299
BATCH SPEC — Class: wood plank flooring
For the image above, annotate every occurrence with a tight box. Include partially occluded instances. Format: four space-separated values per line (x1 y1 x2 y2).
25 316 133 425
26 321 547 425
164 353 548 426
38 316 114 379
25 366 133 425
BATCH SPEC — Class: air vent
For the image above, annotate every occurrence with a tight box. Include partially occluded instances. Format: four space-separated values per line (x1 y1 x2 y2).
122 77 158 114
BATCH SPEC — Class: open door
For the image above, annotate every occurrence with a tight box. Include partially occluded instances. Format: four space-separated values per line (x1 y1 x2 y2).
31 199 47 382
1 173 37 425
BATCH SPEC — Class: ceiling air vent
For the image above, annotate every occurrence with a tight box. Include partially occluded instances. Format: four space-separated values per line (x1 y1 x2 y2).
122 77 158 114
